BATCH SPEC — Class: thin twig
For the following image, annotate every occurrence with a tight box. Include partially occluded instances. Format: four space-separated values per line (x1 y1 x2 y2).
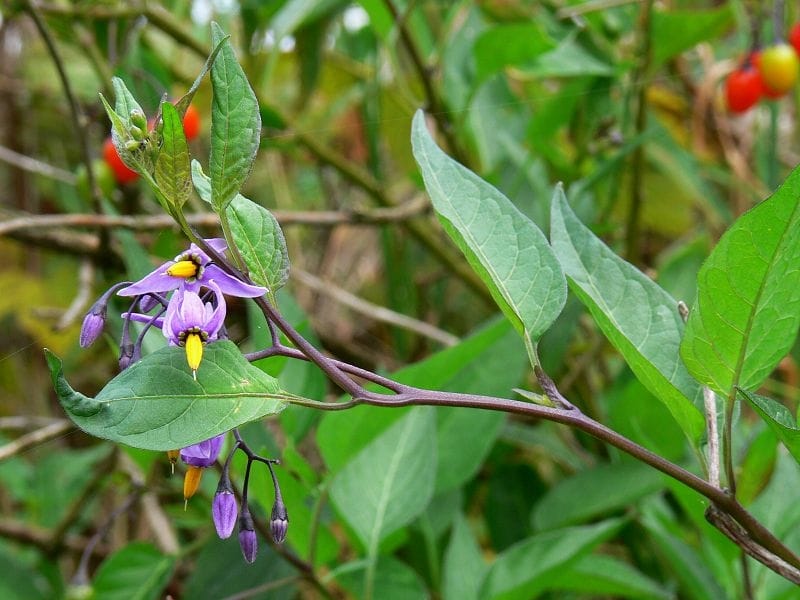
55 259 94 331
0 420 75 461
0 145 76 183
292 267 459 347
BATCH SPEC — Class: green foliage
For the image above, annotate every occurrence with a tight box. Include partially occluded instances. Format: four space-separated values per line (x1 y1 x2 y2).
681 164 800 398
411 110 567 361
46 342 287 450
154 103 191 211
91 543 176 600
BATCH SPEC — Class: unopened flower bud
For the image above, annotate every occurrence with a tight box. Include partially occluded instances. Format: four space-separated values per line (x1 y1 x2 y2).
129 125 145 141
270 498 288 544
137 294 159 313
238 509 257 564
129 108 147 130
118 341 135 371
124 139 140 153
212 489 238 539
79 312 105 348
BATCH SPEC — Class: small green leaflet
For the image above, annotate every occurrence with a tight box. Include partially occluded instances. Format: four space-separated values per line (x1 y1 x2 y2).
154 102 191 211
738 389 800 466
46 341 289 451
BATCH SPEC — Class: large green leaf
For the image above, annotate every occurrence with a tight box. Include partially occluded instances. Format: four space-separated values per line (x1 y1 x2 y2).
544 554 672 600
209 22 261 212
192 161 290 292
328 407 436 549
331 556 428 600
473 23 554 81
739 389 800 466
442 514 487 600
480 519 624 600
681 165 800 397
46 341 288 451
651 6 733 71
411 110 567 356
550 187 704 441
92 543 176 600
154 102 191 211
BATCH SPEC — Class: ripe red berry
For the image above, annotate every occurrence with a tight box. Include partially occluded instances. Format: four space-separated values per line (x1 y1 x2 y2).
182 105 201 140
725 65 762 113
102 138 139 184
790 23 800 57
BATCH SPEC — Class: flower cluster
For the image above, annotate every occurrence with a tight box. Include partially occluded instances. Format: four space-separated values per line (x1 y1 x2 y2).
79 239 286 562
179 433 289 563
80 238 265 378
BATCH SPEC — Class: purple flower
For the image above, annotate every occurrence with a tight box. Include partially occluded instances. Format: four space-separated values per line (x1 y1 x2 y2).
117 238 266 298
162 282 226 376
270 499 288 544
212 489 238 539
180 434 224 468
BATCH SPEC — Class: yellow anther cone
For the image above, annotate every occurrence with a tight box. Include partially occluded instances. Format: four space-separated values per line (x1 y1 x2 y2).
185 333 203 379
167 260 198 278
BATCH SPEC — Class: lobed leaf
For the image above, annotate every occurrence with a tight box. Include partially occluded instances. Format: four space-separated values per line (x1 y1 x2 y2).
411 110 566 358
154 102 191 211
549 188 704 442
209 22 261 212
46 341 288 451
680 165 800 397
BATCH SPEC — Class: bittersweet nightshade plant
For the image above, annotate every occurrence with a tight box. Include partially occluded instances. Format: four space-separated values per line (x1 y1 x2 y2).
47 21 800 598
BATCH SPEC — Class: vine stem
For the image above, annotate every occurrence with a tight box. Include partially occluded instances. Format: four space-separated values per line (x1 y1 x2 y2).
191 229 800 583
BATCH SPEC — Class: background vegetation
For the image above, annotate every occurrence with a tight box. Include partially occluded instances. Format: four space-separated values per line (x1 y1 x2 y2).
2 1 800 598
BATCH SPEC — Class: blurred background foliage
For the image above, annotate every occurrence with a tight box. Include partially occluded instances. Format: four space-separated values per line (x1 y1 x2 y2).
2 0 800 598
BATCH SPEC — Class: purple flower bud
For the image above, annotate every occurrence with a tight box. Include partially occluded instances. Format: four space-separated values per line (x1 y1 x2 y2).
137 294 160 313
270 499 288 544
79 312 105 348
118 341 135 371
238 509 257 564
212 490 237 539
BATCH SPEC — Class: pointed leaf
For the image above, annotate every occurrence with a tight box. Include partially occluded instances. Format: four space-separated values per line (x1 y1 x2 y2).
111 77 144 129
174 36 229 117
681 165 800 397
93 543 176 600
192 161 290 291
329 407 436 549
550 188 704 441
411 110 566 352
155 102 191 210
46 341 287 451
739 389 800 465
209 22 261 212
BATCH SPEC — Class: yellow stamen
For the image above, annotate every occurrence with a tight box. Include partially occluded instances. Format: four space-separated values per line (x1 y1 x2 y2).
166 260 198 279
183 465 203 506
167 449 180 474
185 333 203 380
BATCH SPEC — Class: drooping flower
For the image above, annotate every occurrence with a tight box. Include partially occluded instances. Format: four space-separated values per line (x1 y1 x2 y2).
213 487 238 539
79 311 105 348
238 507 258 564
162 282 226 377
181 434 225 505
117 238 266 298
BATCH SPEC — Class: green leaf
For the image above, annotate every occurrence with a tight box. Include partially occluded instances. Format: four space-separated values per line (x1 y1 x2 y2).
549 187 704 441
532 462 663 530
154 103 191 210
545 554 672 600
411 110 567 357
92 543 176 600
739 389 800 465
473 23 554 81
331 556 427 600
192 160 290 292
174 35 229 117
480 519 624 600
680 165 800 397
46 341 287 451
328 407 436 549
443 514 487 600
111 77 144 129
651 6 733 71
209 22 261 212
515 37 614 78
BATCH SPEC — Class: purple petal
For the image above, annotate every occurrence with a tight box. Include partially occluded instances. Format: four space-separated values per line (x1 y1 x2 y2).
203 266 267 298
203 282 227 339
117 262 181 296
162 288 184 343
79 313 105 348
180 434 224 467
122 312 165 329
238 528 258 564
175 291 207 332
212 491 238 539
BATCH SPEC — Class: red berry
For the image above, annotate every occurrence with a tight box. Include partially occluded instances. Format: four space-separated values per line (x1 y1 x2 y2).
182 105 201 140
102 138 139 184
790 23 800 57
725 65 762 113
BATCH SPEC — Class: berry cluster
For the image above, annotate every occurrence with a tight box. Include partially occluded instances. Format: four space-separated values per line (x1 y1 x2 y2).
725 24 800 113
